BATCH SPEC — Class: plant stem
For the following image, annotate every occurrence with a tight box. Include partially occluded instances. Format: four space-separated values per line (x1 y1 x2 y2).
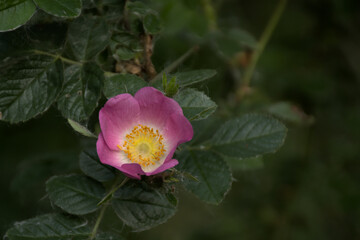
32 50 82 66
143 34 157 80
90 177 129 239
150 45 199 84
97 177 129 207
90 203 108 240
201 0 217 31
241 0 287 87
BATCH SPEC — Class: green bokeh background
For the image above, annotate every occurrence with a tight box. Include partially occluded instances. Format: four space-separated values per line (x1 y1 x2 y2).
1 0 360 239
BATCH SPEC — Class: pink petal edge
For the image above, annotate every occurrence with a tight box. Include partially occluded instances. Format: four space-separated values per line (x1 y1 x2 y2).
96 133 126 169
134 87 183 129
164 113 194 150
146 159 179 176
119 163 145 179
99 93 140 150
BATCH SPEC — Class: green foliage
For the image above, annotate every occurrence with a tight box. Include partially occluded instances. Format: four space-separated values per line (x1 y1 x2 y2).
67 119 97 138
5 213 91 240
174 88 217 121
0 55 63 123
143 13 162 34
126 1 151 16
176 150 232 204
104 74 147 98
225 156 264 171
111 181 178 231
65 16 110 61
170 69 217 88
115 46 137 61
0 0 36 32
33 0 82 17
57 63 104 121
110 32 143 62
79 149 115 182
210 114 287 159
46 175 105 215
266 101 314 125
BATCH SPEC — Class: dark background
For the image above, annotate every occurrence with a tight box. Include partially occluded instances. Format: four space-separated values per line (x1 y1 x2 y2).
1 0 360 239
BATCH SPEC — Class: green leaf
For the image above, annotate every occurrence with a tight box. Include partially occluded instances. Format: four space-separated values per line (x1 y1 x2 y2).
174 88 217 121
225 156 264 171
266 101 314 125
0 55 63 123
0 0 36 32
79 149 115 182
57 63 104 121
143 13 161 34
67 119 97 138
66 16 110 61
34 0 82 18
190 117 222 145
111 32 138 48
112 181 177 231
176 150 232 205
114 46 136 60
104 74 147 98
127 1 151 16
210 114 287 159
170 69 217 87
5 213 91 240
46 174 105 215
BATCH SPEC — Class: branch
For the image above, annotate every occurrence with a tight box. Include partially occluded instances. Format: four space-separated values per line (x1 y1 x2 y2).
143 34 157 80
241 0 287 88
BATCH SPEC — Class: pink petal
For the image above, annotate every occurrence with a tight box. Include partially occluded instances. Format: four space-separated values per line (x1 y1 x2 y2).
119 163 145 179
96 133 127 169
99 93 140 150
134 87 183 129
164 113 194 150
146 159 179 176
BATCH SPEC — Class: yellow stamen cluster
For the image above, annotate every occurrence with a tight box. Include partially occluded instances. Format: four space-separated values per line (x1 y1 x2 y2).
117 124 166 167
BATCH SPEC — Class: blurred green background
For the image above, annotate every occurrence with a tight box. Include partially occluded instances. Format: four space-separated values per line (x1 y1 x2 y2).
1 0 360 239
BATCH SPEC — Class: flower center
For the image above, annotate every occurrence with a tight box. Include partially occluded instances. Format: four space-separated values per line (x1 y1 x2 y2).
117 124 166 167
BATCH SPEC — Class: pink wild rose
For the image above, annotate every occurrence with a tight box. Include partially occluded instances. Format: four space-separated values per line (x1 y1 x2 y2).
96 87 193 179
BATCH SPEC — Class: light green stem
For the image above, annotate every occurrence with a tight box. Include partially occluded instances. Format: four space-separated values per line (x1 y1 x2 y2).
97 177 129 207
32 50 82 66
90 203 107 240
89 177 129 239
241 0 287 87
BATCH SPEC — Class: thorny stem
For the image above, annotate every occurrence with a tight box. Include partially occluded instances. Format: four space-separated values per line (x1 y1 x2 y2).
241 0 287 88
90 177 129 239
150 45 199 84
32 50 82 66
